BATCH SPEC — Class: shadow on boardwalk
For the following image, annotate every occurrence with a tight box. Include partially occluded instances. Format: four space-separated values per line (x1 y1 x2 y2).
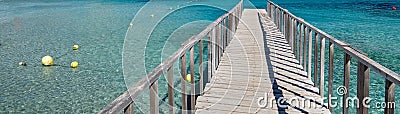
259 12 329 113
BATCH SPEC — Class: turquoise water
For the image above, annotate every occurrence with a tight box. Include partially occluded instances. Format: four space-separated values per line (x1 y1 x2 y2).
272 0 400 113
1 0 400 113
0 1 146 113
0 0 239 113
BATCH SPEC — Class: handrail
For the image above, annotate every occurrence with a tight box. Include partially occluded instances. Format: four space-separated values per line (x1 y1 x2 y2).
267 1 399 114
99 1 243 114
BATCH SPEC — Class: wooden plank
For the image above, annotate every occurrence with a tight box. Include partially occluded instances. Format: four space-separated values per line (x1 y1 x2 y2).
150 80 158 114
357 61 370 114
343 53 350 114
319 36 325 97
167 66 174 114
384 79 395 114
328 41 334 112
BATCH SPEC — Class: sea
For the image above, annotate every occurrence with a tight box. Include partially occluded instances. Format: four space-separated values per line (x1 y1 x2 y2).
1 0 399 113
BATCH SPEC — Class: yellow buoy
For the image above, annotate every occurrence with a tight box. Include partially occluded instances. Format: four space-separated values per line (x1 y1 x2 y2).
70 61 78 68
150 14 155 17
73 44 79 50
186 74 192 82
129 23 133 28
41 56 54 66
19 61 27 66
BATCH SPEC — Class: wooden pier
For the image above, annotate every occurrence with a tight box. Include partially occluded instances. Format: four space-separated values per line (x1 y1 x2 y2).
195 9 330 113
99 1 400 114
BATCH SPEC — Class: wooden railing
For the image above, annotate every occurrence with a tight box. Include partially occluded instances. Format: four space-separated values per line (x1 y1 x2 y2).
98 1 243 114
267 1 400 114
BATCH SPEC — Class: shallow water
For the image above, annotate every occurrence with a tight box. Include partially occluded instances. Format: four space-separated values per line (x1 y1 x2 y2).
273 0 400 113
1 0 400 113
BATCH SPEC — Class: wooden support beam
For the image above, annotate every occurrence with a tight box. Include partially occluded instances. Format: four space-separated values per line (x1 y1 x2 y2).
124 102 134 114
208 32 212 82
384 79 395 114
328 41 334 112
307 29 312 79
199 40 203 96
180 55 187 114
319 37 325 97
167 66 174 114
150 80 158 114
357 61 370 114
314 33 319 87
343 53 350 114
189 47 195 111
303 25 307 70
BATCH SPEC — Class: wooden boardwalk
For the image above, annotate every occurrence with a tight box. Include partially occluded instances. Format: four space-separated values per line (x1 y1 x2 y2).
100 1 399 114
195 9 330 114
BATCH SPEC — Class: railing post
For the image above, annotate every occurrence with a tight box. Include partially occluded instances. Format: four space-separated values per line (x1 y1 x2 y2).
271 6 275 24
319 36 325 97
303 26 307 70
189 47 195 111
167 66 174 114
150 80 158 114
216 23 220 68
357 61 370 114
228 14 233 43
299 24 303 65
180 55 187 114
289 18 293 50
277 9 280 31
199 40 204 96
208 32 212 82
313 33 319 87
224 18 228 50
293 20 297 57
328 41 334 112
221 19 225 52
284 12 288 41
343 53 350 114
267 2 271 18
384 79 395 114
307 29 312 79
124 102 134 114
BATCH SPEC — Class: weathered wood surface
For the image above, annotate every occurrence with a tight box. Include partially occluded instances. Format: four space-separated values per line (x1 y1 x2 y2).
195 9 330 114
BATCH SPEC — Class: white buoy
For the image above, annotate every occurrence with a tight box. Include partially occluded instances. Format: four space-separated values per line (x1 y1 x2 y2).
73 44 79 50
70 61 78 68
42 56 54 66
186 74 192 82
19 61 27 66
